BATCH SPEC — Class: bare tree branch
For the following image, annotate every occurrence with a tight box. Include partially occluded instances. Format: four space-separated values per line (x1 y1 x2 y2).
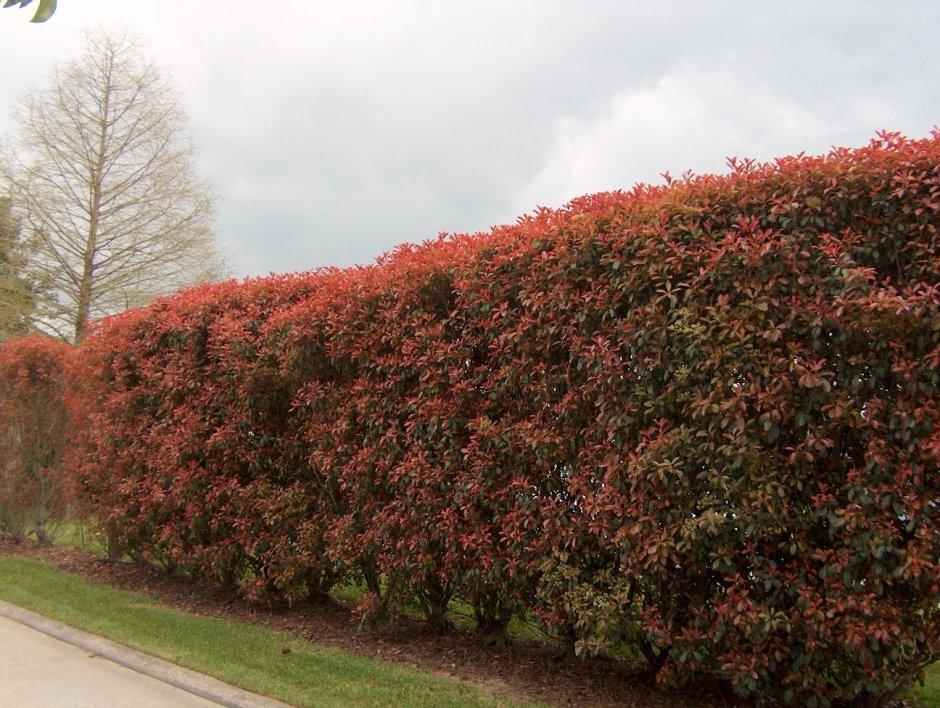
3 30 226 343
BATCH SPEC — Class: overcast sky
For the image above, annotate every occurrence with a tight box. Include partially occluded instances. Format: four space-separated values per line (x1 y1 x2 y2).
0 1 938 279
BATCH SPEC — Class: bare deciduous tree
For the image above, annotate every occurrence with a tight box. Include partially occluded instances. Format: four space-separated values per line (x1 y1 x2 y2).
3 31 225 342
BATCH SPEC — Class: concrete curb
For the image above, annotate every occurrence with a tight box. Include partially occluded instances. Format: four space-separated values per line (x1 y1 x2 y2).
0 599 292 708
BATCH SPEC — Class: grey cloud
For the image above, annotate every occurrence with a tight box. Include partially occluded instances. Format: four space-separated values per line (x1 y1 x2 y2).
1 1 938 278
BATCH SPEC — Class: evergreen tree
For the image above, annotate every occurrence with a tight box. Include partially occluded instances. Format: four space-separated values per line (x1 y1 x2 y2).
0 197 36 342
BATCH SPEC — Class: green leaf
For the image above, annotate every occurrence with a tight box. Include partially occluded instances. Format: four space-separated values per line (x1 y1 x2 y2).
30 0 55 22
2 0 54 20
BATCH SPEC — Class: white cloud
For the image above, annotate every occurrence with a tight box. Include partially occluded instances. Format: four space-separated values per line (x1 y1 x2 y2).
514 66 919 214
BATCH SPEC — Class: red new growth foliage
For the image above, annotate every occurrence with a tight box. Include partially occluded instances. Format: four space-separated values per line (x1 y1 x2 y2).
70 274 339 595
65 131 940 703
0 335 74 544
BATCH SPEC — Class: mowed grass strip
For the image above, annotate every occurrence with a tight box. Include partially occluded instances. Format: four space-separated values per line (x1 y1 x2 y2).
918 664 940 707
2 553 935 707
0 555 520 708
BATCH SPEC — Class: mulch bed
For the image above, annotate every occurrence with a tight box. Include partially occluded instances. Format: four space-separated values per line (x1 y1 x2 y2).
0 539 744 707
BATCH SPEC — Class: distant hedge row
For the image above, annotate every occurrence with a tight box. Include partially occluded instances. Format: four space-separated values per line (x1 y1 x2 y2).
0 336 72 543
3 132 938 703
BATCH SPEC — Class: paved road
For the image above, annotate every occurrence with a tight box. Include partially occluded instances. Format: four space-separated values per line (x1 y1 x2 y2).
0 601 290 708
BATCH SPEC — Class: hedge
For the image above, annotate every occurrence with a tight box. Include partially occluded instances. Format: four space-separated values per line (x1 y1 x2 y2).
56 131 940 703
0 335 73 543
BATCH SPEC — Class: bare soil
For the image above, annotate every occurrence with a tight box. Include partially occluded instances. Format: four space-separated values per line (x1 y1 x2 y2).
0 539 745 707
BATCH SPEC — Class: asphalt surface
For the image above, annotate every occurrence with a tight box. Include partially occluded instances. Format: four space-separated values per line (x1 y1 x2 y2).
0 600 291 708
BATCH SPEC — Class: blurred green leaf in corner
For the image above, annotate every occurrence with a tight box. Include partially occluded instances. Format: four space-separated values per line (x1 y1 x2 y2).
3 0 57 23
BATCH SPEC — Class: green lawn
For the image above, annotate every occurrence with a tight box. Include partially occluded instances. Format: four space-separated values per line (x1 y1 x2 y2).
916 662 940 707
5 544 937 706
0 555 524 707
53 518 107 555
